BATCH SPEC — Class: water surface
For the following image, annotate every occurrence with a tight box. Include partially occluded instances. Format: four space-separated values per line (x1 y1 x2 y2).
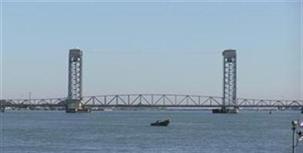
1 110 302 153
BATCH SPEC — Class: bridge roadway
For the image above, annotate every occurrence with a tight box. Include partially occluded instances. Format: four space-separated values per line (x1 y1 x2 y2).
1 94 303 108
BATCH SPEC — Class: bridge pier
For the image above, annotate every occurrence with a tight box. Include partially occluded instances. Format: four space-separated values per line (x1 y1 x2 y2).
212 106 238 114
0 106 5 112
65 99 89 113
1 100 6 112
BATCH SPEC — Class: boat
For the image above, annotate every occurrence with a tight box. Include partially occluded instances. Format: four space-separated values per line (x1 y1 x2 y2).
150 119 170 126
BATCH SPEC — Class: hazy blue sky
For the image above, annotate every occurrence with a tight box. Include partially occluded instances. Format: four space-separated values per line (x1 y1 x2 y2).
1 0 302 100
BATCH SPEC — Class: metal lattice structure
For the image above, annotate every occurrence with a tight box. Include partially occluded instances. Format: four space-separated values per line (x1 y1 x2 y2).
222 49 237 108
68 49 83 100
65 49 85 112
1 94 303 108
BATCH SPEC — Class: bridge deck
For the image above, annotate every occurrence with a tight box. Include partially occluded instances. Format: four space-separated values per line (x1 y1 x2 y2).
1 94 303 108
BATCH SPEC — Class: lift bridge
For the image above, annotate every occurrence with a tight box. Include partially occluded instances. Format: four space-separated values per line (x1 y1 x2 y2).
1 49 302 112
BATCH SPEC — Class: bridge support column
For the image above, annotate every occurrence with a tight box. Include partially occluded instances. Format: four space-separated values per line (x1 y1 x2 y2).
213 49 238 114
0 106 5 112
65 99 87 113
66 49 90 113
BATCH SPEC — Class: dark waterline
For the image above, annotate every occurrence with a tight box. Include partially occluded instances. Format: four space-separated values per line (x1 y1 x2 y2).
1 111 303 153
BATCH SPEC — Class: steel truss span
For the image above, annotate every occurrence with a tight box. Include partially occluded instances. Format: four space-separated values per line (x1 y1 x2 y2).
1 94 303 108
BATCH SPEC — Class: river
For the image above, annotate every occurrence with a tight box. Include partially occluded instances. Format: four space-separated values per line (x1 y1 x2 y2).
1 110 302 153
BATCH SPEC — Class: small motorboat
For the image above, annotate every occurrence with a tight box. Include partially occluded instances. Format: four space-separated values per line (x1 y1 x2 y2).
150 119 170 126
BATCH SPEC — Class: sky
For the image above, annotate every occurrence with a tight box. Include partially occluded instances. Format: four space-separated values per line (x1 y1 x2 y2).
1 0 302 100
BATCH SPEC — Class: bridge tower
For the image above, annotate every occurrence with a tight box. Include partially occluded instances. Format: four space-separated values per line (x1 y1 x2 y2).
213 49 238 113
222 50 237 109
66 49 88 113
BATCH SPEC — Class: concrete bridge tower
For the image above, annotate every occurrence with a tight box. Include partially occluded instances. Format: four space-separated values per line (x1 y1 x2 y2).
66 49 88 113
213 49 238 113
222 50 237 109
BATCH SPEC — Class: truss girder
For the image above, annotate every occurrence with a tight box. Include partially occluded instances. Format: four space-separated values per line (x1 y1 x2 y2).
2 94 302 108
